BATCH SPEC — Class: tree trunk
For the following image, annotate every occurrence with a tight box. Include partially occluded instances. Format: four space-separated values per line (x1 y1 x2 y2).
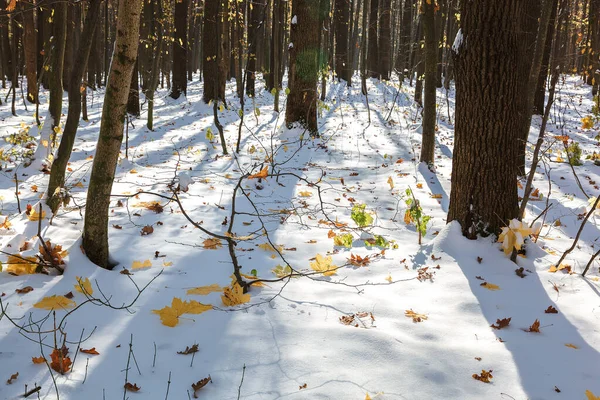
395 0 413 79
49 2 67 130
534 0 558 114
285 0 322 133
590 0 600 95
171 0 188 99
420 0 437 165
367 0 379 78
147 0 164 130
448 0 525 238
22 0 37 103
378 0 391 79
46 0 103 213
334 0 351 84
247 0 266 96
127 59 140 116
203 0 224 102
83 0 143 269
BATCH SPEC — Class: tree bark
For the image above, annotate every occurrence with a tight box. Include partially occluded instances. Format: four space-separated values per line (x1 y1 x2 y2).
534 0 558 114
22 0 37 103
448 0 525 238
367 0 379 78
334 0 351 84
47 0 103 213
83 0 143 269
49 2 67 130
171 0 188 99
247 0 266 96
420 0 437 165
285 0 322 133
202 0 224 102
378 0 391 80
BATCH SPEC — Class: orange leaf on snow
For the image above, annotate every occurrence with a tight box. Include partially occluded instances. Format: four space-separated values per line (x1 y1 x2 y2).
50 348 71 374
203 238 222 249
32 356 46 364
248 166 268 179
472 370 493 383
221 283 251 306
526 319 541 333
192 376 212 398
124 382 141 392
490 317 511 330
80 348 100 355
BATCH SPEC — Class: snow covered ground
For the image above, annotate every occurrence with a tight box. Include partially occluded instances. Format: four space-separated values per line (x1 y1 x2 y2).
1 74 600 400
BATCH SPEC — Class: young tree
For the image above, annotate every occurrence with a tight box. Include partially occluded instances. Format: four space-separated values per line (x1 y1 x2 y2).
47 0 104 213
83 0 143 268
448 0 526 238
171 0 188 99
49 2 67 130
420 0 437 165
285 0 323 133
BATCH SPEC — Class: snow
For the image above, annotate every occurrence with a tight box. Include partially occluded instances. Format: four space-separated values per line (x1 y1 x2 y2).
452 28 464 53
291 15 297 24
0 73 600 400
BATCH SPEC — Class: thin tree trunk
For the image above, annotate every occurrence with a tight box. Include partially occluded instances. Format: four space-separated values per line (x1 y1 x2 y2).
22 0 37 103
49 1 67 130
171 0 188 99
367 0 379 78
379 0 391 79
420 0 437 165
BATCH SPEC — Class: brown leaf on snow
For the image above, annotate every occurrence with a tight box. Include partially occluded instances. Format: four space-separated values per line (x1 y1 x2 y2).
140 225 154 236
80 348 100 355
6 372 18 384
472 370 493 383
177 344 199 355
348 253 370 267
490 317 511 330
203 238 222 249
50 348 71 374
124 382 141 392
299 383 308 390
192 376 212 398
15 286 34 294
545 305 558 314
526 319 541 333
405 309 428 323
32 356 46 364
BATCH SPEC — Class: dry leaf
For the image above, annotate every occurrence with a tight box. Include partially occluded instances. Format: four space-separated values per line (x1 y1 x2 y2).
153 298 212 327
187 284 223 295
27 208 46 221
405 309 428 323
248 166 268 179
221 283 251 306
80 348 100 355
387 176 394 190
177 344 199 355
131 259 152 269
544 305 558 314
140 225 154 236
480 282 500 291
299 383 307 390
75 277 94 295
203 238 222 249
124 382 141 392
298 191 312 197
348 253 370 267
192 376 212 398
565 343 579 349
490 317 511 330
526 319 541 333
472 370 493 383
32 356 46 364
310 254 337 276
39 241 69 266
34 295 76 310
6 254 39 275
135 201 164 213
6 372 18 384
586 390 600 400
50 348 71 374
15 286 34 294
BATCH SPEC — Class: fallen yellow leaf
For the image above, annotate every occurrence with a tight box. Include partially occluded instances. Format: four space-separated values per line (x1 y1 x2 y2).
310 254 337 276
34 295 76 310
5 254 38 275
298 191 312 197
203 238 222 249
221 283 251 306
405 309 428 322
131 259 152 269
186 284 223 295
387 176 394 190
152 298 212 327
480 282 500 291
565 343 579 349
586 390 600 400
27 208 46 221
75 277 93 295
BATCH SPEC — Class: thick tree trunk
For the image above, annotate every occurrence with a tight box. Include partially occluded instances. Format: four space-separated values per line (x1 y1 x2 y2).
420 0 437 165
534 0 558 114
203 0 224 102
49 2 67 130
590 0 600 95
22 0 37 103
285 0 322 133
83 0 143 269
367 0 379 78
47 0 103 213
171 0 188 99
448 0 525 238
247 0 265 96
378 0 391 80
395 0 413 79
334 0 351 84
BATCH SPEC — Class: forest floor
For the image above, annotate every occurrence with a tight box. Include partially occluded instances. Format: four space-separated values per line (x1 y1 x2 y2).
1 74 600 400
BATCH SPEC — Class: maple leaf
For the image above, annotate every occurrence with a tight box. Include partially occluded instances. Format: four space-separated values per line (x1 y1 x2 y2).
34 295 76 310
221 283 251 306
272 264 293 278
153 298 212 327
248 166 268 179
526 319 541 333
582 115 594 129
75 277 94 295
6 372 18 384
32 356 46 364
203 238 222 249
177 344 199 355
480 282 500 291
131 259 152 269
27 207 46 221
39 240 68 266
310 254 337 276
80 348 100 355
405 309 428 322
192 376 212 398
6 254 39 275
544 305 558 314
472 370 493 383
586 390 600 400
490 317 511 330
187 284 223 295
50 348 71 374
498 219 534 255
124 382 141 392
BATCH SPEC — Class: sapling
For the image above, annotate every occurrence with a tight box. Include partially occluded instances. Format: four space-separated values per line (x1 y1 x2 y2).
404 188 431 245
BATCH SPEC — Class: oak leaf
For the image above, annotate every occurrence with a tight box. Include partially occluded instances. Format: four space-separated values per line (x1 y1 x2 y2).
490 317 511 330
526 319 541 333
39 241 68 266
34 295 76 310
310 253 337 276
192 376 212 398
153 298 212 327
544 305 558 314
